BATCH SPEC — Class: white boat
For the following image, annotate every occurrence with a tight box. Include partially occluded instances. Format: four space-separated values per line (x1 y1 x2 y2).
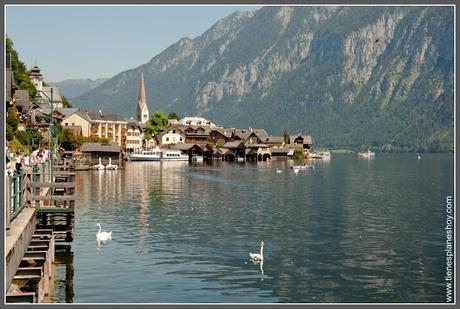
358 149 375 158
162 150 189 161
129 147 162 161
291 164 314 170
311 151 331 160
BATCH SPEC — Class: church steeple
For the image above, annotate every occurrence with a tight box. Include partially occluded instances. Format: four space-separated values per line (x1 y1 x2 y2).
137 70 149 124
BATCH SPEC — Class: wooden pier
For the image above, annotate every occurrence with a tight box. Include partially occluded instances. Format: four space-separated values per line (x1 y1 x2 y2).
27 169 76 242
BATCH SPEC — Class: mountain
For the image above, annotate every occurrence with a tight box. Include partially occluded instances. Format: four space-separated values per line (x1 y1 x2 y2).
49 78 108 99
73 6 454 152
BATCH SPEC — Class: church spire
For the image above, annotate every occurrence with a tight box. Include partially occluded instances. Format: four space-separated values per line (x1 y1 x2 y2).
137 70 149 124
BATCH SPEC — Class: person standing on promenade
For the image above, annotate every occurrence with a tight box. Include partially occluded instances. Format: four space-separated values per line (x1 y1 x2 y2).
30 149 39 166
15 150 22 173
43 148 49 162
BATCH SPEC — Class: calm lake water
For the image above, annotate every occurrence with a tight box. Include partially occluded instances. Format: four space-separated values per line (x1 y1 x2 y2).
50 154 453 303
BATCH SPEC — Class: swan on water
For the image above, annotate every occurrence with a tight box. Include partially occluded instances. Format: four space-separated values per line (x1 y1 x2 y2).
276 168 282 174
250 240 264 262
94 157 105 170
96 223 112 241
105 157 118 170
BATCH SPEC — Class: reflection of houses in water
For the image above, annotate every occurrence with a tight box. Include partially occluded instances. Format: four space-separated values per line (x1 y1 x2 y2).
122 161 188 249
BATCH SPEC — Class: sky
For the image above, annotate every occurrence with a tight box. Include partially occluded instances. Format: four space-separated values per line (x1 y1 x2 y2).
5 5 261 82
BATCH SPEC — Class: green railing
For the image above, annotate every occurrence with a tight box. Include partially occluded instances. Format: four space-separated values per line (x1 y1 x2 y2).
7 160 52 223
8 172 26 222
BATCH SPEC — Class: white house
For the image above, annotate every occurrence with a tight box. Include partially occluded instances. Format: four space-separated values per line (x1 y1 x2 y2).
158 126 186 146
177 116 216 128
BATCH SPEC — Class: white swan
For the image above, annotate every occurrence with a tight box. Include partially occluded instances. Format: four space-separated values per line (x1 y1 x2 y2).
96 223 112 241
105 158 118 170
249 240 264 261
276 168 282 174
94 157 105 170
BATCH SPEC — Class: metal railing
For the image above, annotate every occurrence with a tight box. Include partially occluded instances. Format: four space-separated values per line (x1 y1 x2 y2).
8 172 26 222
7 160 52 223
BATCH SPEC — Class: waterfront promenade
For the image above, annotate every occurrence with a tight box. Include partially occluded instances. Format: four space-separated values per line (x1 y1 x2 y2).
5 160 74 303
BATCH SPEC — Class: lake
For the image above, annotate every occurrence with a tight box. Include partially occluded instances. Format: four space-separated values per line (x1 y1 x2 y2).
49 154 454 303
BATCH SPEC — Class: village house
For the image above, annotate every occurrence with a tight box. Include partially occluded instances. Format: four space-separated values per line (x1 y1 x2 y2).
208 128 232 146
263 136 285 147
180 125 212 144
176 116 216 127
126 121 144 153
59 109 138 150
289 134 313 150
157 125 187 146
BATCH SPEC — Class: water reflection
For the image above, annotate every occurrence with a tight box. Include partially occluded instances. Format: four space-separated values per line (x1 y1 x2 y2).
49 245 74 303
55 155 454 303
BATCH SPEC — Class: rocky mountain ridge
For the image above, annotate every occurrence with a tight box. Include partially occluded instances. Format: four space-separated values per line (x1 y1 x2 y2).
73 6 453 151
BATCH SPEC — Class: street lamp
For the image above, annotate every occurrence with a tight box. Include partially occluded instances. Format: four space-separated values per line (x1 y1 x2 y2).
34 88 57 180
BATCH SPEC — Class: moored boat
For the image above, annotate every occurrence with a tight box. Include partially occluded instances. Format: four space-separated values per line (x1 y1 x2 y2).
129 147 162 161
310 151 331 160
162 149 189 161
358 149 375 158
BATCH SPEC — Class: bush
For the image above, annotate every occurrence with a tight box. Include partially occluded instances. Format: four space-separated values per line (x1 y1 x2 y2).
293 147 305 161
10 138 29 155
26 127 44 150
6 125 14 141
7 108 19 131
15 130 30 146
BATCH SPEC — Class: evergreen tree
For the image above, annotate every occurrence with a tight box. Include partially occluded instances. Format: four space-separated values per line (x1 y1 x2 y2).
61 95 72 108
283 128 289 144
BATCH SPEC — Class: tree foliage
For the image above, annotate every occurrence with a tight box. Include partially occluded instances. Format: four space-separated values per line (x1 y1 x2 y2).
26 127 44 150
283 128 289 144
145 111 169 140
14 131 30 147
293 147 305 161
61 95 72 108
59 129 110 151
167 112 180 120
7 107 19 131
6 37 37 99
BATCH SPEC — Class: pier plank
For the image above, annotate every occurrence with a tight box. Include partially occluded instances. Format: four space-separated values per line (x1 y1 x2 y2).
37 206 75 213
27 182 75 188
28 195 76 201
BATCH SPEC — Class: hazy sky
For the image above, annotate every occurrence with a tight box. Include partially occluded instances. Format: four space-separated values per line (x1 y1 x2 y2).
5 5 261 82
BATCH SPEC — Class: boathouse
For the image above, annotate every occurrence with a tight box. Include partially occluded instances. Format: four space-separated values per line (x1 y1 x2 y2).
269 147 289 158
222 141 245 161
80 142 121 166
